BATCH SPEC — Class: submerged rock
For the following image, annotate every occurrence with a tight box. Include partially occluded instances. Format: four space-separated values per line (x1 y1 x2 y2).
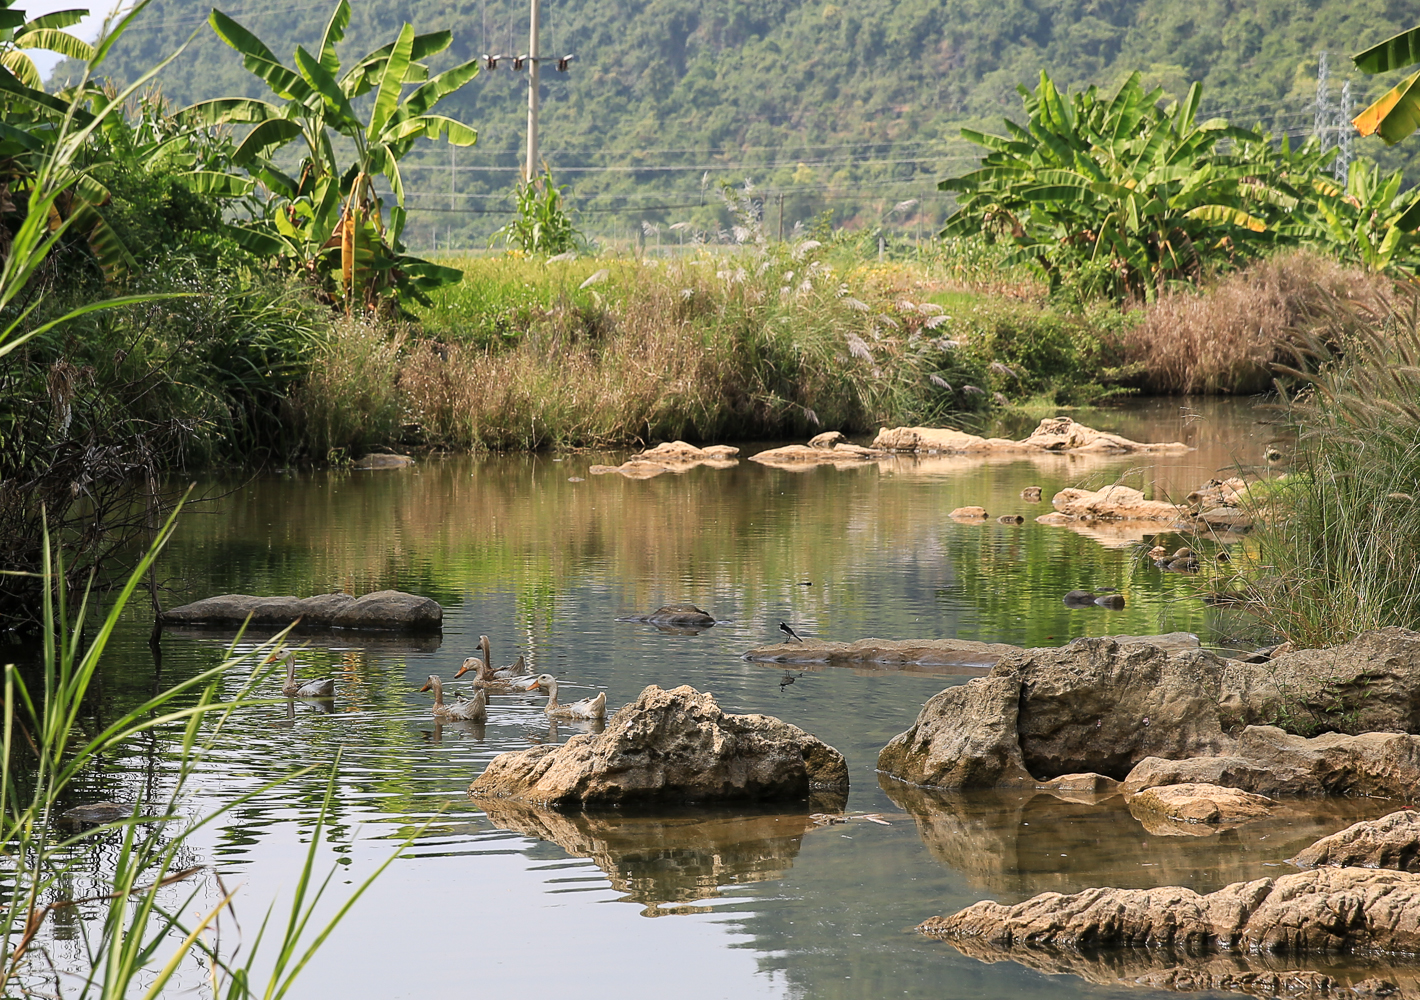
1290 809 1420 872
1020 486 1043 502
748 441 886 468
160 590 442 632
1051 485 1182 521
352 452 414 469
1126 782 1274 833
741 636 1020 668
616 604 717 627
920 867 1420 957
468 684 848 807
59 801 130 826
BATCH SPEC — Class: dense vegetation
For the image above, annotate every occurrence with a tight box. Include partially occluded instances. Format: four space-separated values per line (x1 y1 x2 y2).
66 0 1419 243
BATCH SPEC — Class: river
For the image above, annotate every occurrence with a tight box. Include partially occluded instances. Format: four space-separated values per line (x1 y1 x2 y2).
43 397 1401 998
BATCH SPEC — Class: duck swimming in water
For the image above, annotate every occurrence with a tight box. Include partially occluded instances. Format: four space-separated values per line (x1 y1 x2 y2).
534 674 606 720
455 645 538 692
276 652 334 698
420 674 488 722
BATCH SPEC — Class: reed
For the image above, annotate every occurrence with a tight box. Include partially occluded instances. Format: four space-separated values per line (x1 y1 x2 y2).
1242 283 1420 645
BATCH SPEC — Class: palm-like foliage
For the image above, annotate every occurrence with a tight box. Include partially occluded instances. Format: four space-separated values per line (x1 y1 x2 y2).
0 0 93 89
1353 24 1420 145
186 0 477 312
940 72 1332 302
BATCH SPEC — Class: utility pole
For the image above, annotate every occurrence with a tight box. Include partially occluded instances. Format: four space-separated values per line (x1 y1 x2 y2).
524 0 541 183
1335 79 1354 182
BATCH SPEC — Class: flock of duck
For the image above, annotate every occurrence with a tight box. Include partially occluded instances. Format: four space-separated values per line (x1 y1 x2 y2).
276 634 608 723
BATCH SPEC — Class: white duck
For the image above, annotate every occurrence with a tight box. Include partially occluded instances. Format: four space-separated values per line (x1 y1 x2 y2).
277 652 334 698
534 674 606 721
420 675 487 722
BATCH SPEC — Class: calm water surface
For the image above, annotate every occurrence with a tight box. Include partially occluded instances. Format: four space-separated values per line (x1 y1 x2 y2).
44 399 1404 998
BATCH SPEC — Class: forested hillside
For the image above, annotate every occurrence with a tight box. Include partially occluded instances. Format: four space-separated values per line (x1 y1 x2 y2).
71 0 1420 243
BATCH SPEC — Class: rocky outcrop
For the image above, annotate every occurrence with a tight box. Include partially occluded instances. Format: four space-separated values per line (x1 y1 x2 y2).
742 632 1197 668
160 590 442 632
878 628 1420 790
872 416 1189 455
1121 727 1420 800
1126 783 1274 835
1290 810 1420 871
589 442 739 478
479 798 820 915
468 684 848 807
920 868 1420 956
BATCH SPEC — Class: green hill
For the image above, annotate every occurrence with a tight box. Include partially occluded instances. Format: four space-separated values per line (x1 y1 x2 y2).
72 0 1418 244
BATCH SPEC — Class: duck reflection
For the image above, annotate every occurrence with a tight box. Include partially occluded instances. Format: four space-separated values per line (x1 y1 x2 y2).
478 799 821 916
423 719 487 744
880 775 1401 897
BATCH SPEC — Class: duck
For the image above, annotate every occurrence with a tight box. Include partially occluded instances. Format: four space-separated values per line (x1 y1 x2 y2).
534 674 606 720
456 636 530 682
276 652 334 698
455 650 539 692
420 674 488 722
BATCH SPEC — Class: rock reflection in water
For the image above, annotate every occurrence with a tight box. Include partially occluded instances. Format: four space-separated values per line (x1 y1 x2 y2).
880 775 1401 897
479 799 822 916
945 937 1420 999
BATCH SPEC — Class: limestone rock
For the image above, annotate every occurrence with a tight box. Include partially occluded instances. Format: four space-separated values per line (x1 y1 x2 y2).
872 417 1188 455
919 868 1420 957
880 628 1420 791
468 684 848 807
1290 810 1420 871
807 431 846 448
741 636 1017 668
949 506 989 519
1121 727 1420 799
1127 782 1274 832
161 590 441 632
748 442 885 467
589 441 739 478
1036 772 1119 794
1051 485 1182 521
876 676 1034 788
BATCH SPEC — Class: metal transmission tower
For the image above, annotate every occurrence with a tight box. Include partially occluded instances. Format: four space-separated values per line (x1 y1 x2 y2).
1335 79 1354 182
1314 51 1331 143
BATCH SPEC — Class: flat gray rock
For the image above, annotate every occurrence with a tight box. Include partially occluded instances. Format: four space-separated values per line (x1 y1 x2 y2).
161 590 441 632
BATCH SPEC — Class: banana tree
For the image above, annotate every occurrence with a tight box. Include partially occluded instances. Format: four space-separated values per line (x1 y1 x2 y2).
1291 159 1420 272
0 0 93 89
1353 25 1420 144
939 72 1329 302
186 0 478 312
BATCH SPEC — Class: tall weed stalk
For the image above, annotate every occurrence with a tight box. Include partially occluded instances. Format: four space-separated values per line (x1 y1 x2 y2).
1247 283 1420 645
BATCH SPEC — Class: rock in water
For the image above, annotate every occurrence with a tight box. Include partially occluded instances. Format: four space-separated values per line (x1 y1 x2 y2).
875 676 1034 788
617 604 717 626
1127 782 1274 830
1290 810 1420 871
160 590 442 632
919 868 1420 956
468 684 848 807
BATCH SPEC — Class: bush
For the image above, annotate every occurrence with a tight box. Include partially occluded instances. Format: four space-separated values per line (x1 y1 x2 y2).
1122 251 1390 394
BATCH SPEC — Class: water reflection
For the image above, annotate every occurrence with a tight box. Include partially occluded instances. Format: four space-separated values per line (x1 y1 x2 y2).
481 801 824 916
882 775 1401 898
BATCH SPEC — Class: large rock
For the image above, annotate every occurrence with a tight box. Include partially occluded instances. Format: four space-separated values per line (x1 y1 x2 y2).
616 604 717 626
1122 726 1420 799
160 590 442 632
742 636 1019 668
920 867 1420 956
589 441 739 478
878 628 1420 790
1051 485 1182 521
748 442 885 468
468 684 848 807
877 676 1033 788
1291 809 1420 871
